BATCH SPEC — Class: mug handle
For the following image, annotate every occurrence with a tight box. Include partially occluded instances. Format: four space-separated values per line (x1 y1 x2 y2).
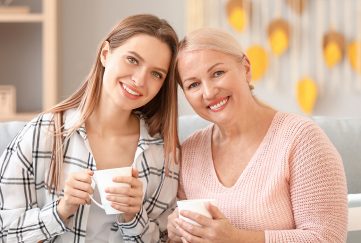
90 177 105 210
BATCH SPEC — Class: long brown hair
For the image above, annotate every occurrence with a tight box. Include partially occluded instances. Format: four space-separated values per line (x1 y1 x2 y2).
48 14 180 192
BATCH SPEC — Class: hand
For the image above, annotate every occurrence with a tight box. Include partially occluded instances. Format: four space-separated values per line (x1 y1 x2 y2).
105 168 143 222
167 208 183 242
57 170 94 221
175 203 239 243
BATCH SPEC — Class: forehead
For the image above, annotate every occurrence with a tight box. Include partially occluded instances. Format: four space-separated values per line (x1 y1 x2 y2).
179 49 235 65
177 49 237 74
115 34 172 68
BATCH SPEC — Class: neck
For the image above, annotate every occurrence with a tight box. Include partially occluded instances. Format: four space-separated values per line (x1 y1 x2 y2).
86 105 139 137
213 103 276 143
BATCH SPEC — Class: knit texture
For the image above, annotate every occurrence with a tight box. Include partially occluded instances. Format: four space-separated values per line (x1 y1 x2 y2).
179 112 348 243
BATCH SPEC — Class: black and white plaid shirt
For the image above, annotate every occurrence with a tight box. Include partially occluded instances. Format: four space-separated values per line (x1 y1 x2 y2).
0 109 179 243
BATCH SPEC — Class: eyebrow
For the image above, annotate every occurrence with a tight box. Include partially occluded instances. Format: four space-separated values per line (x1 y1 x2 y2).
207 63 223 73
182 62 224 84
128 51 168 74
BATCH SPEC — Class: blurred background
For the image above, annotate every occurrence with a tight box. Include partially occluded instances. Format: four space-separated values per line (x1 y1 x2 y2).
0 0 360 121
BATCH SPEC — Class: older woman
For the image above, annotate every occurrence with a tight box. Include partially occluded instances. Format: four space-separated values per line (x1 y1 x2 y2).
167 28 348 243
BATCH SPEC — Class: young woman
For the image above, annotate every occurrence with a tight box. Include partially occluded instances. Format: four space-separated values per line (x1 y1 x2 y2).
0 14 180 242
167 28 348 243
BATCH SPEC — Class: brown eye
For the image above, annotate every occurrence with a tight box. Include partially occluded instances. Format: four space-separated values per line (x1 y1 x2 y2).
126 56 138 64
152 71 163 79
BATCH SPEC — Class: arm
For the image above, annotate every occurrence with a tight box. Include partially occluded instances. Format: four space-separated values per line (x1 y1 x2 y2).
265 122 348 242
0 122 67 243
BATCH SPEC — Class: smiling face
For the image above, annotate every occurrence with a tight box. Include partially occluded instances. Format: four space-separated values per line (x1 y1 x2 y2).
178 49 253 124
100 34 172 112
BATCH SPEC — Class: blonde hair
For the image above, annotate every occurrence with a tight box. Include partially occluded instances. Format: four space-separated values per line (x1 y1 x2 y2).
176 27 253 90
47 14 180 192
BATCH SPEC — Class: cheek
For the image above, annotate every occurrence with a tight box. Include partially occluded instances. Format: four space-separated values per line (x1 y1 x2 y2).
184 93 200 107
148 80 165 97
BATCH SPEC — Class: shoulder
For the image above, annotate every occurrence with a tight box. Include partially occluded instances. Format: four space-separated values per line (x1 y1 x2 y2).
181 124 213 154
278 112 341 162
273 112 325 141
18 112 55 139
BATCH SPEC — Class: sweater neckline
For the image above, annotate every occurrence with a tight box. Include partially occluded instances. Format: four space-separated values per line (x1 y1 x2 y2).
206 111 282 190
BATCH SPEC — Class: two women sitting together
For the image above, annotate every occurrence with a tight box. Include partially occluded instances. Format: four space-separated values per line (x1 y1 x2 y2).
0 14 347 243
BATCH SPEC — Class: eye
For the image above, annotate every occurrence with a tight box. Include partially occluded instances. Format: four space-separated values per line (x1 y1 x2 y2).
213 70 224 78
152 71 163 79
187 82 200 90
126 56 138 64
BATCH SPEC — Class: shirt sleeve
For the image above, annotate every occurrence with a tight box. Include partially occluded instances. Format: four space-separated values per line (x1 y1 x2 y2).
117 164 179 242
0 121 67 243
265 121 348 243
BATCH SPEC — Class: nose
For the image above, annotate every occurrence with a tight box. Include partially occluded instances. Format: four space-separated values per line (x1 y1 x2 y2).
202 81 218 100
132 68 147 87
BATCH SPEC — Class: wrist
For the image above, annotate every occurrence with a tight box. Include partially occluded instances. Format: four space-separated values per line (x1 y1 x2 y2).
56 198 76 222
123 213 136 222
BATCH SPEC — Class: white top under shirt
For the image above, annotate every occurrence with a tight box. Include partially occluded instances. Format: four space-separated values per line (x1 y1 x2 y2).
85 186 118 243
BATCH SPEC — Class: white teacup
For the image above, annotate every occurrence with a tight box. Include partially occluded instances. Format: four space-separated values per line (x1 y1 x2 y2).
90 166 132 215
177 199 217 225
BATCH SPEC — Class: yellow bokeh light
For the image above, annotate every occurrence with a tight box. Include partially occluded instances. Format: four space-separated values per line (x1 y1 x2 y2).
348 41 361 74
296 77 318 115
269 28 289 56
246 45 268 82
228 7 247 32
324 41 342 68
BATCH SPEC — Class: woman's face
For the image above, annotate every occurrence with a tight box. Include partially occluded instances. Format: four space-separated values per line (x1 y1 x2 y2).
177 49 252 123
100 34 171 112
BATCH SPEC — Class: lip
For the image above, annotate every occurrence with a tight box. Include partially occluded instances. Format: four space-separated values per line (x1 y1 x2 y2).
207 96 229 112
120 82 143 99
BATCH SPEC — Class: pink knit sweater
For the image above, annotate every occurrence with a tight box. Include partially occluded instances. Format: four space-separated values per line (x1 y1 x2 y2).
179 112 348 242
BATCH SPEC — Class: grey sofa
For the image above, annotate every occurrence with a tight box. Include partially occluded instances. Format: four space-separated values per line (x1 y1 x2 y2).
1 115 361 242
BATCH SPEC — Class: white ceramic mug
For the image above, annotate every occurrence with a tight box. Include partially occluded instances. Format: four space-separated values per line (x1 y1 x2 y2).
177 199 217 225
90 166 132 215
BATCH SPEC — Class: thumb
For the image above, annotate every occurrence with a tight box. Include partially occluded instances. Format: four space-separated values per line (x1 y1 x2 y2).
207 203 225 220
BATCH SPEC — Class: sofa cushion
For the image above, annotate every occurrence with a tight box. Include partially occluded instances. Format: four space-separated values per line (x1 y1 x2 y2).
0 121 26 154
312 117 361 194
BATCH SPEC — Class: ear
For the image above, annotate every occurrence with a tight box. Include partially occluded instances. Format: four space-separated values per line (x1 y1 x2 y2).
241 55 252 83
100 41 110 67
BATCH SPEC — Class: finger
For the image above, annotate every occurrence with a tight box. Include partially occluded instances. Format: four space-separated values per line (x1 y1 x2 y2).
65 187 91 201
111 203 140 214
68 180 93 194
106 195 142 206
207 203 225 220
71 171 92 184
176 223 201 243
112 176 142 188
132 168 139 178
180 210 212 226
181 237 189 243
175 218 205 238
172 220 183 238
106 185 143 197
63 193 88 206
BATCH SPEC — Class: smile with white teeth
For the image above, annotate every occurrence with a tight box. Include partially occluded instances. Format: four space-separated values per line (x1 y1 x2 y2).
122 83 141 96
209 97 228 111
